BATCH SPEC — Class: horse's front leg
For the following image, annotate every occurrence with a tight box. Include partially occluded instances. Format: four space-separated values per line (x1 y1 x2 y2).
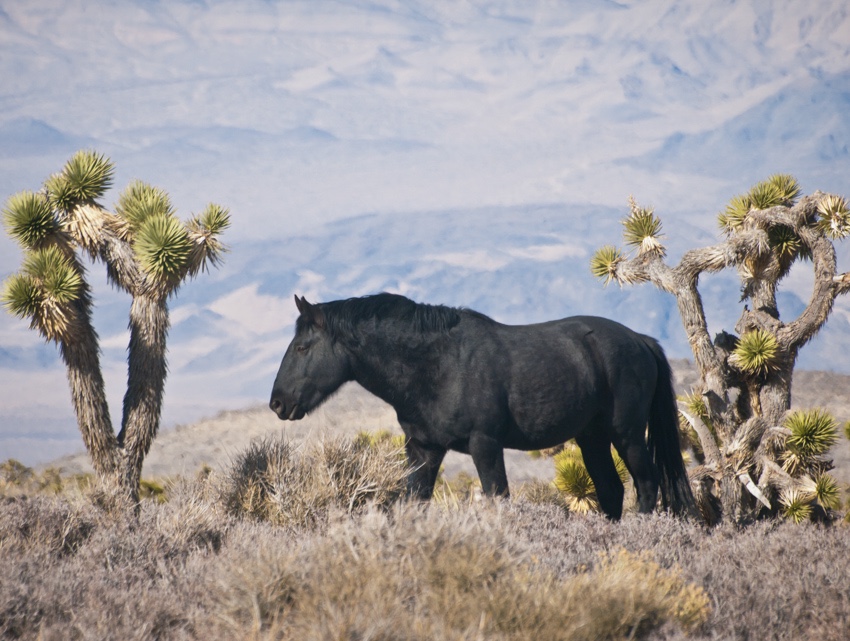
469 431 509 497
405 438 446 500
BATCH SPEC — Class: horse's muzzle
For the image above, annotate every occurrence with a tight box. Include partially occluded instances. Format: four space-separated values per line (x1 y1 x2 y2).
269 395 306 421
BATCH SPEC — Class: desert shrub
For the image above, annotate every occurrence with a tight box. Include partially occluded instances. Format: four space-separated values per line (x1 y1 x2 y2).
0 459 34 487
0 495 99 558
432 470 482 506
0 479 227 640
516 478 568 509
3 437 850 641
673 521 850 641
216 435 408 528
0 461 66 497
210 502 709 640
574 549 710 635
150 478 227 554
504 505 850 641
0 533 202 641
354 428 407 451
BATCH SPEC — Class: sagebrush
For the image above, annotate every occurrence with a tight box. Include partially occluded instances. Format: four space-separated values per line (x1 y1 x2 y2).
2 434 850 640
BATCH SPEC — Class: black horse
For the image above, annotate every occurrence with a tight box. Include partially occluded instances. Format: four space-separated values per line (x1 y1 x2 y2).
269 293 695 519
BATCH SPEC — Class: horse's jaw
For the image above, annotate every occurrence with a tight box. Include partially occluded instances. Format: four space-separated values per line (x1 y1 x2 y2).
286 404 306 421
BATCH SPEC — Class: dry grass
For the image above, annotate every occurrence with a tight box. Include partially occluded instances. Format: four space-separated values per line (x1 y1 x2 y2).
211 503 709 641
1 434 849 640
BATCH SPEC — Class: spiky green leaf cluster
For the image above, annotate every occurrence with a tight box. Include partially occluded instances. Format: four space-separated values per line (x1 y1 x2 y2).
784 409 838 459
767 225 806 261
623 201 664 257
2 274 43 320
777 472 841 522
44 150 114 211
186 203 231 276
116 180 175 231
748 181 783 211
718 195 752 233
815 194 850 240
134 214 192 284
2 246 82 341
22 247 82 304
768 174 802 204
730 329 780 376
812 473 841 510
779 489 813 524
552 443 629 514
718 174 800 233
3 191 58 249
553 455 598 514
590 245 623 286
680 390 709 423
191 203 230 236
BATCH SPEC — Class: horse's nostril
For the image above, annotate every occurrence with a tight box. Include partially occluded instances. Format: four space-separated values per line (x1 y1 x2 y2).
270 397 283 414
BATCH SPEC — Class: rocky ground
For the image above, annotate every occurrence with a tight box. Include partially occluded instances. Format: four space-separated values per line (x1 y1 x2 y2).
48 360 850 486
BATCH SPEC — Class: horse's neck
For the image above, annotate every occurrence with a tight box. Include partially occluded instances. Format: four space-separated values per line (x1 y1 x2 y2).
349 332 435 411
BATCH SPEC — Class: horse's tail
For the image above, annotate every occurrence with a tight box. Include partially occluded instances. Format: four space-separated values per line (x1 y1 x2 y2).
643 337 697 518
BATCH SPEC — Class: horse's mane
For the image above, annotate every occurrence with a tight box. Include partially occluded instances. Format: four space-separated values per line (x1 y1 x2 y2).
307 293 472 340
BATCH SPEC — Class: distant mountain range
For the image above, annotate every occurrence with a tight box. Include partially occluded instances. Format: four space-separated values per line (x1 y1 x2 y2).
6 201 850 465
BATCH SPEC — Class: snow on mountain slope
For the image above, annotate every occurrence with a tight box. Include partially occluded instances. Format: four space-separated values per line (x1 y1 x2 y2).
633 71 850 193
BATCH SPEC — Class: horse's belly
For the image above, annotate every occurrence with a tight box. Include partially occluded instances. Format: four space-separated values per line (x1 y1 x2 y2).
501 428 575 451
504 388 599 450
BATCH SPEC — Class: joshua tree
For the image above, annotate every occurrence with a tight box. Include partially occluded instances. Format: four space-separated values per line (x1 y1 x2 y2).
2 150 229 501
590 176 847 523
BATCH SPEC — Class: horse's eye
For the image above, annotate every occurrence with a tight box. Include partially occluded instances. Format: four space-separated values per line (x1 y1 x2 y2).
296 345 308 353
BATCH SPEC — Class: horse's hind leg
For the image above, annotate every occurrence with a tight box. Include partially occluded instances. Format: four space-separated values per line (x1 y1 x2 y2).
611 430 659 514
469 431 509 497
576 432 624 520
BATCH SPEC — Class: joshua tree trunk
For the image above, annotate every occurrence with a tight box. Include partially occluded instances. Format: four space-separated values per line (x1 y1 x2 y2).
60 290 121 478
118 294 169 499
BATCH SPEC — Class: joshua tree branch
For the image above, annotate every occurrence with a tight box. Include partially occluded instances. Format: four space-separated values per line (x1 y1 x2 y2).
70 204 145 293
675 230 770 280
613 248 735 423
745 195 820 232
780 231 839 351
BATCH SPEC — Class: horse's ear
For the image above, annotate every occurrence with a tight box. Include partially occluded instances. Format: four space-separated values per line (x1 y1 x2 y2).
294 295 325 329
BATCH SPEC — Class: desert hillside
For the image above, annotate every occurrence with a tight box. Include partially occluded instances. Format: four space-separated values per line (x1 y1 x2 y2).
47 360 850 485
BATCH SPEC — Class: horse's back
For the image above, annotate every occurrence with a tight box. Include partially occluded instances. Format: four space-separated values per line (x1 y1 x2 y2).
473 314 662 448
493 314 660 380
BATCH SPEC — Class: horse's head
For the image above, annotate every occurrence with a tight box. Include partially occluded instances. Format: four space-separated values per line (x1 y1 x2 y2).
269 295 352 420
